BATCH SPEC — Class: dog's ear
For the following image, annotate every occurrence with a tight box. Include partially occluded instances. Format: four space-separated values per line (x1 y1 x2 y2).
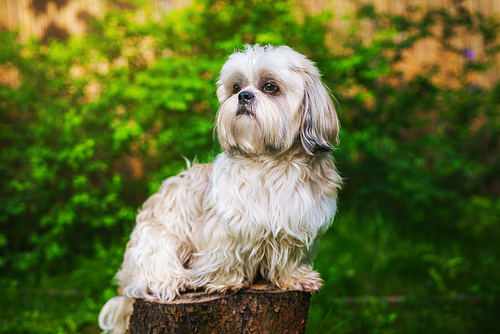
299 74 339 155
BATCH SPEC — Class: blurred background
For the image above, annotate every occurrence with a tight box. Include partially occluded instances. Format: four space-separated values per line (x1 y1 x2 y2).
1 0 499 333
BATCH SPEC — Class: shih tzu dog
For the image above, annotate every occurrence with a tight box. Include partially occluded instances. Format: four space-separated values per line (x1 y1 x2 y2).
99 45 341 333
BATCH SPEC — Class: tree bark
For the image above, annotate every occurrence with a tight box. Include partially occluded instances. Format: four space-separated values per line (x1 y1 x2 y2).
128 283 311 334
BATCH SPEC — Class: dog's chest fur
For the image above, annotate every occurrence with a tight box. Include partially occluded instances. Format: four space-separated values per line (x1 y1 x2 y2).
204 152 338 246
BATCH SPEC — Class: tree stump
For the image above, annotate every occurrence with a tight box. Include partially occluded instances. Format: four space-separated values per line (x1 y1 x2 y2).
128 283 312 334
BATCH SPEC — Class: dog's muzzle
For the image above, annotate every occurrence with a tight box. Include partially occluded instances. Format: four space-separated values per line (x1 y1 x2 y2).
237 91 255 116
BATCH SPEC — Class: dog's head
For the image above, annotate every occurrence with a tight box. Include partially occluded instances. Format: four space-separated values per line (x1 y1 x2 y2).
216 45 339 156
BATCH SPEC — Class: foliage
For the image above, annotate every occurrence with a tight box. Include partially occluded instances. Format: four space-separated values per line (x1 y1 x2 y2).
0 0 499 333
327 2 500 300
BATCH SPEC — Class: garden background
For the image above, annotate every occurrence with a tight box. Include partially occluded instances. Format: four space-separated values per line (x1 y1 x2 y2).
1 0 500 333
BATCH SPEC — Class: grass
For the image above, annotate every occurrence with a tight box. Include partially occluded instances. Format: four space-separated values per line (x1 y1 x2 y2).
306 208 500 333
1 281 101 334
1 208 498 333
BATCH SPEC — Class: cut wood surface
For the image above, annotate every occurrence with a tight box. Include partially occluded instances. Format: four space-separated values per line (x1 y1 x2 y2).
128 284 312 334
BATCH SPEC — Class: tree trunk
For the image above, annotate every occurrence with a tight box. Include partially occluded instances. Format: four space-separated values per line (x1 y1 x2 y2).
128 283 312 334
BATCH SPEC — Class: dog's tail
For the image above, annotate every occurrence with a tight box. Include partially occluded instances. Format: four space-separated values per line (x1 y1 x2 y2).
98 296 134 334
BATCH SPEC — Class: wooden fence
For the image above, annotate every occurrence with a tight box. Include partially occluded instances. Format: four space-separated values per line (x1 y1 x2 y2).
1 0 499 87
0 0 186 42
298 0 500 87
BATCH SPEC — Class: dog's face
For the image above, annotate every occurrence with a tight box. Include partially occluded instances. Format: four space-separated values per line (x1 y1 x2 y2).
216 45 339 156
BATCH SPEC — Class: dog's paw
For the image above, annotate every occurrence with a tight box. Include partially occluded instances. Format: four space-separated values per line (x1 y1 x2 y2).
205 281 247 295
279 270 323 293
179 278 196 292
219 285 241 295
295 272 323 292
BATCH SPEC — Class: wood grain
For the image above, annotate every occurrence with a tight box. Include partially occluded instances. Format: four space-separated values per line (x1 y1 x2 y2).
128 284 312 334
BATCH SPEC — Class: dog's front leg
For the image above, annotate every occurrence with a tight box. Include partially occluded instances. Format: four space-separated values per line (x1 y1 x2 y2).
191 222 255 294
264 243 323 293
117 221 195 302
192 244 250 294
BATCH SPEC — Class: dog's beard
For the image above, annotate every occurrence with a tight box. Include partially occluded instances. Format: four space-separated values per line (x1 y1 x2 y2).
217 93 302 155
228 107 266 154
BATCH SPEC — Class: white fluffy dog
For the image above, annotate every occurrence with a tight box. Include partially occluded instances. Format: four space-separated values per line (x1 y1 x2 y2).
99 45 341 333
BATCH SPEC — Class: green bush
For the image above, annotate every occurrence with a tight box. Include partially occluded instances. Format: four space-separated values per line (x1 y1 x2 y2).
328 4 500 296
1 0 499 332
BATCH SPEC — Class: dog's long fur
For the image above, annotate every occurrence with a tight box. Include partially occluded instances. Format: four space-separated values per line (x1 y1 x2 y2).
99 45 341 333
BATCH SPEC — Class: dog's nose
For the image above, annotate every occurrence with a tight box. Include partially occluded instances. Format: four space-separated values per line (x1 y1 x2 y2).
238 91 254 104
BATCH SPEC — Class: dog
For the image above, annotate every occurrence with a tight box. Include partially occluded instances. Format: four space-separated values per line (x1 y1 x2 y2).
99 45 341 333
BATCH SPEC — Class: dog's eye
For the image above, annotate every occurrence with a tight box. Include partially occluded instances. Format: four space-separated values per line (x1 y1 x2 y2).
232 84 241 94
263 83 278 93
